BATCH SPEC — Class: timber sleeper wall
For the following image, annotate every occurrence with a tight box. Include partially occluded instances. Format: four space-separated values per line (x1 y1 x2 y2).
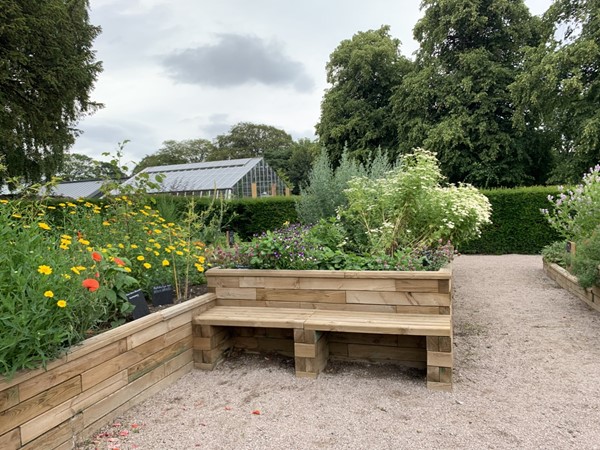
204 268 452 375
0 293 216 450
543 260 600 313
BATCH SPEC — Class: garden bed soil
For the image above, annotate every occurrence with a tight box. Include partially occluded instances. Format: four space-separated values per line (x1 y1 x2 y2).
79 255 600 449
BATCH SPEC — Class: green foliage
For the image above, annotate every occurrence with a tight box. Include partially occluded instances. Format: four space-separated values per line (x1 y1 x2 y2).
571 229 600 288
57 153 127 181
133 139 215 175
542 165 600 241
342 149 492 255
393 0 548 187
541 240 569 266
287 138 320 194
0 0 102 185
227 196 298 239
512 0 600 183
460 186 561 254
317 26 412 165
296 148 365 224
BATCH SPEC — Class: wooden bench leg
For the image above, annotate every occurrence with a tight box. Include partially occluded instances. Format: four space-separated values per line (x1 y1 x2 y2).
193 324 231 370
426 336 453 391
294 329 328 379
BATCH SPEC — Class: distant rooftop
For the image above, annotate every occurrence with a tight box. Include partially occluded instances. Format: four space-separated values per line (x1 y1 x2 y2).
123 158 265 193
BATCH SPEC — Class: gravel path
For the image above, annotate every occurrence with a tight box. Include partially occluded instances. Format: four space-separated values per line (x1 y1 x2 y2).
82 255 600 450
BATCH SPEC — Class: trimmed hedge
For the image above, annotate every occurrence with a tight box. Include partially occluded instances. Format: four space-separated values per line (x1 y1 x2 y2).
458 186 560 255
41 187 560 254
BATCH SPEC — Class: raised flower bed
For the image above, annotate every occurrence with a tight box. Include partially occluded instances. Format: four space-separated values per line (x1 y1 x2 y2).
543 260 600 313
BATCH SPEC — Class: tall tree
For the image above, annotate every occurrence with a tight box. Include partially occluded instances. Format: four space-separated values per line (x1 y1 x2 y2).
0 0 102 185
57 153 126 181
287 138 320 194
394 0 547 187
208 122 294 175
316 26 412 166
133 139 215 174
512 0 600 183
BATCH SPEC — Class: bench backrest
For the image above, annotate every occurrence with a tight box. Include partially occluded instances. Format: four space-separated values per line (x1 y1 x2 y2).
207 268 451 315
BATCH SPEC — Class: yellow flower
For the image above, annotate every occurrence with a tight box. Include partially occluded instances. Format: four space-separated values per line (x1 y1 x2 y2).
38 265 52 275
102 221 111 226
78 238 90 245
38 222 51 230
154 243 161 249
118 243 125 249
153 229 162 234
61 273 72 280
153 251 159 256
59 243 70 250
131 244 139 249
61 234 72 240
148 239 156 243
194 263 204 273
124 267 132 273
44 290 54 298
12 213 22 219
162 259 170 267
198 256 206 264
165 248 171 253
143 263 152 269
176 251 183 256
0 199 8 204
137 255 145 261
71 266 86 275
59 203 66 207
46 206 56 210
56 300 67 308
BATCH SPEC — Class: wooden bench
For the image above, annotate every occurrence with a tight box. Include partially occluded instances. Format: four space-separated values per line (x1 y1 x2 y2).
193 268 454 391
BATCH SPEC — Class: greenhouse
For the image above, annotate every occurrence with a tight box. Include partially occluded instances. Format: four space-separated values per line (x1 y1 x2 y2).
122 157 288 198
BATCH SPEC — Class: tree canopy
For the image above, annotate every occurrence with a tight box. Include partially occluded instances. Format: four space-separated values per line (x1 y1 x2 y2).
316 26 412 166
133 139 215 174
57 153 126 181
0 0 102 185
512 0 600 183
393 0 548 187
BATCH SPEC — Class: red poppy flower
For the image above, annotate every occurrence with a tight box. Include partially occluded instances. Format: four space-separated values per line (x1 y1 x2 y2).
92 251 102 262
113 257 126 267
82 278 100 292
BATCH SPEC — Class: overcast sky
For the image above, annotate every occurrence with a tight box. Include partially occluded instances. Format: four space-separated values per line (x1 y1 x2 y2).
73 0 553 166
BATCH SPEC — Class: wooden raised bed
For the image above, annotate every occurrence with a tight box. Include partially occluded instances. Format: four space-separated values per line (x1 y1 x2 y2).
202 267 453 390
543 260 600 313
0 293 216 450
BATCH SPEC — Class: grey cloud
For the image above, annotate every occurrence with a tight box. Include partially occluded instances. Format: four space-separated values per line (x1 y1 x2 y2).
162 33 314 92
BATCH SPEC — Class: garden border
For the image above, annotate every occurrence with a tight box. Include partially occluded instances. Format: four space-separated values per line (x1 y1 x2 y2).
0 293 216 450
543 260 600 313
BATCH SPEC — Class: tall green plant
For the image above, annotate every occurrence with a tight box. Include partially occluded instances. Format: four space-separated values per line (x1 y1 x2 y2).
341 149 492 255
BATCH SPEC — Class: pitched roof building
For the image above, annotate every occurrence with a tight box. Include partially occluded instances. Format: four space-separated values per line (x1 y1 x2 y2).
121 157 288 198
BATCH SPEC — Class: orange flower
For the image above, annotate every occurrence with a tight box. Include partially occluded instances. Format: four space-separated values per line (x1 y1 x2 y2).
92 251 102 262
82 278 100 292
113 257 126 267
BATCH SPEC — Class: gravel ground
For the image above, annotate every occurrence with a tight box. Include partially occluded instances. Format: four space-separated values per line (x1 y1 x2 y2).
81 255 600 450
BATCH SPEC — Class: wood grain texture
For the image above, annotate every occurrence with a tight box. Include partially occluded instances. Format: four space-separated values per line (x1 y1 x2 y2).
21 413 83 450
0 387 19 414
0 428 20 450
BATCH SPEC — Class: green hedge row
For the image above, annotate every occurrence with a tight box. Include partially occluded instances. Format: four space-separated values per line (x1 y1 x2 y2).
458 186 560 255
42 186 560 254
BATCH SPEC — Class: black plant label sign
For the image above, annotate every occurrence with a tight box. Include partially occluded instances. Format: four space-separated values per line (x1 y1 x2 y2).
152 284 174 307
126 289 150 320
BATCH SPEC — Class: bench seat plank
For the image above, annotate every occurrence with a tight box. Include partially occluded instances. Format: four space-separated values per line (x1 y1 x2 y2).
305 311 451 336
195 306 314 328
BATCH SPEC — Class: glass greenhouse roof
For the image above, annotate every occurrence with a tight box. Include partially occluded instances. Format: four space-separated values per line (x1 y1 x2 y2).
124 158 264 193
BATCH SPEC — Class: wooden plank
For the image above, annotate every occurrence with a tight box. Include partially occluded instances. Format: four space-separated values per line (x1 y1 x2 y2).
127 336 192 382
0 429 20 450
21 413 83 450
427 366 440 383
328 342 348 357
256 289 346 303
232 336 259 350
79 362 192 443
294 357 307 372
207 277 239 288
265 301 302 309
439 337 452 353
216 299 266 307
18 340 126 401
396 306 442 314
395 279 440 292
20 371 127 444
298 278 397 291
254 337 294 356
80 334 166 391
328 332 399 347
0 376 81 436
195 306 314 328
439 367 452 383
264 277 301 289
426 336 440 352
302 302 397 313
438 279 450 293
194 328 229 351
164 323 192 347
82 365 165 428
215 287 257 300
295 371 318 379
295 343 316 358
0 386 19 413
164 349 193 376
238 277 264 288
347 344 425 362
427 351 453 368
346 291 450 306
207 268 450 280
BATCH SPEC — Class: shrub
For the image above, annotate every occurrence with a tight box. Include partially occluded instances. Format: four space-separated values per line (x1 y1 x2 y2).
342 149 492 255
542 164 600 242
541 240 569 266
571 229 600 288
